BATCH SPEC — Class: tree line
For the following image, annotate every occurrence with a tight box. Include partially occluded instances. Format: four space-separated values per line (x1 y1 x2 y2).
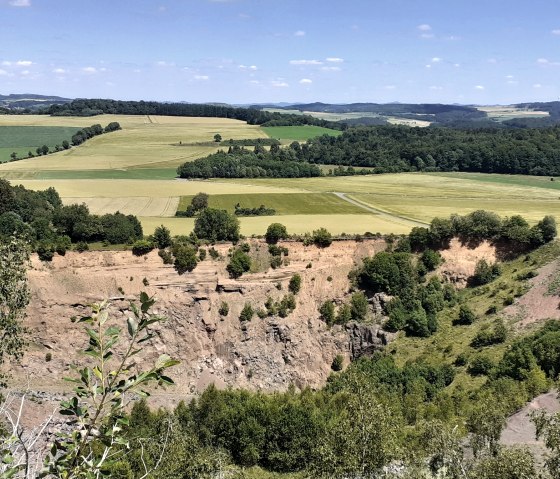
0 179 142 258
45 99 346 130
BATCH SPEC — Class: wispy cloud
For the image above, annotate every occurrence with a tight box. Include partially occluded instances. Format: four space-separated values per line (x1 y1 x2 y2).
384 85 396 90
194 75 209 80
299 78 312 84
9 0 31 7
474 85 485 90
239 64 258 71
429 86 443 91
0 69 8 76
417 24 434 38
533 83 542 88
53 68 66 74
552 29 560 35
321 66 341 71
294 30 305 37
537 57 560 66
290 59 323 65
326 57 344 63
271 80 289 87
82 67 97 74
16 60 32 66
431 57 442 63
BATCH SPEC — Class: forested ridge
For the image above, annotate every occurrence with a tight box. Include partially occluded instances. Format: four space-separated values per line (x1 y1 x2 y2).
45 98 346 130
178 125 560 178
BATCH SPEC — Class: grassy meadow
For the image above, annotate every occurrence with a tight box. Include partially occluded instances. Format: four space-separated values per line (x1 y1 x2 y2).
1 113 559 237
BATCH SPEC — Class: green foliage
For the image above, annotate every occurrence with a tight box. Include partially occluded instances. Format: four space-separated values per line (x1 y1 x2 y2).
468 355 495 376
219 302 229 317
471 319 507 348
288 274 301 294
350 291 368 321
265 223 288 244
173 245 198 274
336 304 352 325
470 259 502 286
227 249 252 278
455 304 477 325
331 354 344 371
158 248 173 264
239 303 254 322
319 300 335 326
36 241 55 261
312 227 332 248
420 249 442 271
131 239 154 256
41 293 179 478
0 238 29 386
194 208 240 242
152 225 172 249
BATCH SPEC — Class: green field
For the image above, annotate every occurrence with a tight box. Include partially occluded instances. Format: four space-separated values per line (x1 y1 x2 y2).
2 114 560 237
0 126 82 162
262 125 343 142
178 193 368 215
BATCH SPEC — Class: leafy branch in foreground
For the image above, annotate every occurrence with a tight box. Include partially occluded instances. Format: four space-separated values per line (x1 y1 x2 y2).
41 292 179 478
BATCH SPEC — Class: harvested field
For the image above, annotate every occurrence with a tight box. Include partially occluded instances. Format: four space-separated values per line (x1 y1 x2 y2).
63 196 179 217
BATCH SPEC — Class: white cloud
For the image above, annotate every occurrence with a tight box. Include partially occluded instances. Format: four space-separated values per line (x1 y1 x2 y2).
429 86 443 90
425 64 432 69
552 29 560 35
299 78 312 84
53 68 66 74
9 0 31 6
0 69 7 76
82 67 97 73
294 30 305 37
505 74 514 79
321 66 341 71
537 58 549 64
156 60 175 67
289 59 323 65
194 75 209 80
420 33 435 39
475 85 485 90
533 83 542 88
454 63 461 68
1 61 12 67
384 85 396 90
16 60 32 66
249 80 260 85
271 80 289 87
20 70 30 75
417 24 432 31
239 64 258 71
487 58 497 64
326 57 344 63
431 57 442 63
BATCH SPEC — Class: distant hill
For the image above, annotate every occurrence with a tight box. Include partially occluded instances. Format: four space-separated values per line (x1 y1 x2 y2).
0 93 73 111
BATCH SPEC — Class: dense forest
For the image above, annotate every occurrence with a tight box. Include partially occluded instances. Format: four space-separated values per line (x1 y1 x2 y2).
0 179 142 256
178 125 560 178
45 99 346 130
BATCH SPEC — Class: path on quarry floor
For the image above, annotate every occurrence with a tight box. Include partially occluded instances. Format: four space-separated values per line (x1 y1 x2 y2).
333 192 429 228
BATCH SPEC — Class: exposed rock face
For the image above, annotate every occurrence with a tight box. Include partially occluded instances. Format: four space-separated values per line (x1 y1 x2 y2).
346 322 392 361
14 239 389 403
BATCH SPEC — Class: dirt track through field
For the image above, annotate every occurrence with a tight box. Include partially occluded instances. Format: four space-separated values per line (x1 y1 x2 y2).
334 192 429 227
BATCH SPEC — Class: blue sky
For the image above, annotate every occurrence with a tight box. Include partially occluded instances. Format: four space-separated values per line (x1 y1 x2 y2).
1 0 559 104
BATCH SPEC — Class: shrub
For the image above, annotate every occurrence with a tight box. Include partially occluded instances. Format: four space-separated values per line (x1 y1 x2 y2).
455 305 476 325
319 300 336 326
471 320 507 348
312 227 332 248
336 304 352 325
209 247 220 259
420 249 442 271
173 245 198 274
54 235 71 256
468 355 495 376
288 274 302 294
45 352 52 362
331 354 344 372
470 259 502 287
270 256 282 269
142 277 149 286
239 303 254 322
132 240 154 256
198 248 207 261
227 249 251 278
265 223 288 244
37 242 55 261
75 241 89 252
350 291 368 321
158 248 174 265
503 296 514 306
219 301 229 316
455 353 469 366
